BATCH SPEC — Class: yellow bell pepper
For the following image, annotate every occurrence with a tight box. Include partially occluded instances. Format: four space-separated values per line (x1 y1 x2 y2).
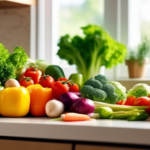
27 84 53 116
0 87 30 117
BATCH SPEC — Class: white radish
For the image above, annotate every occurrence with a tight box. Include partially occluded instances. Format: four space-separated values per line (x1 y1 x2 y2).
45 99 65 118
5 79 20 88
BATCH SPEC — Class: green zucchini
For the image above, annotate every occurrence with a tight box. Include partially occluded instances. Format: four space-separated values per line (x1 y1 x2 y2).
45 65 65 81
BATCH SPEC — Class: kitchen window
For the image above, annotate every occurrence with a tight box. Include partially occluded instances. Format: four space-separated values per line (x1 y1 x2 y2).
34 0 150 79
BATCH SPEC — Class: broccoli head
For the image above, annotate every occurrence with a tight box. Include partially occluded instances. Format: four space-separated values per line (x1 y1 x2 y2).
103 83 115 96
95 74 108 85
109 81 127 101
80 85 107 101
93 88 107 101
103 92 119 104
84 78 103 89
80 85 94 99
127 83 150 98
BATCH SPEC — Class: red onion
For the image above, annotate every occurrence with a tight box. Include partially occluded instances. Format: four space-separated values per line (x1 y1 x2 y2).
70 98 95 115
58 92 79 111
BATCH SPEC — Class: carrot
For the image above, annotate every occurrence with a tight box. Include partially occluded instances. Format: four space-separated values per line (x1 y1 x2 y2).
61 113 91 121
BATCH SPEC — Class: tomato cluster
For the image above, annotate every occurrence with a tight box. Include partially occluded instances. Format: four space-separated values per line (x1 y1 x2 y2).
19 68 79 99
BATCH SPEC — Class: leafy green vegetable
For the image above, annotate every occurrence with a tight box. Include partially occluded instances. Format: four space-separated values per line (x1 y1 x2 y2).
57 24 127 81
127 83 150 98
0 43 28 85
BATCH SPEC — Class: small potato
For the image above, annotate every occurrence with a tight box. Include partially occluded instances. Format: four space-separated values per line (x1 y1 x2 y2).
5 79 20 88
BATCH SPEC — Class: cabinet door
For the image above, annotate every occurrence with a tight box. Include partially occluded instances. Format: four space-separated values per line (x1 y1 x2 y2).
75 144 148 150
0 139 72 150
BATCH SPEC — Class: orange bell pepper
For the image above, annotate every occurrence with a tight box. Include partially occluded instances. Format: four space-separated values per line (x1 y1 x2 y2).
0 87 30 117
27 84 53 116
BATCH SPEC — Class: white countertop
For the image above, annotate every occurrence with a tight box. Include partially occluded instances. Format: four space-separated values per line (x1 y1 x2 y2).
0 118 150 146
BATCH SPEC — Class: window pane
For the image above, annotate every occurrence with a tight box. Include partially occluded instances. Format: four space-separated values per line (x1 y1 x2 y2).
52 0 104 66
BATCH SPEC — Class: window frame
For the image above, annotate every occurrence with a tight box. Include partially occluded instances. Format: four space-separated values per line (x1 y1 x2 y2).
32 0 130 79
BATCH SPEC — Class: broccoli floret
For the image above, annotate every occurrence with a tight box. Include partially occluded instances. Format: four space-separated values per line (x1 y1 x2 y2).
103 93 119 104
93 88 107 101
109 81 127 101
84 78 103 89
80 85 94 99
95 74 108 85
103 83 115 96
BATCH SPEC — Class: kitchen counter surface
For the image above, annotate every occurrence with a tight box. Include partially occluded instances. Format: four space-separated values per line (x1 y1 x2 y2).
0 118 150 146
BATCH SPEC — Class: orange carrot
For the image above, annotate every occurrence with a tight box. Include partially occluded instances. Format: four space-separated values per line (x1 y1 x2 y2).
61 113 91 121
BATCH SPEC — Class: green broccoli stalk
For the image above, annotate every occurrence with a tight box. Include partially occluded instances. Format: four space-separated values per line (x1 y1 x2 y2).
127 83 150 98
57 24 127 81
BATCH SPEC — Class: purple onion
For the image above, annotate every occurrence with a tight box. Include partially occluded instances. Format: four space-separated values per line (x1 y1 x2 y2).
58 92 79 111
70 92 81 97
69 98 95 115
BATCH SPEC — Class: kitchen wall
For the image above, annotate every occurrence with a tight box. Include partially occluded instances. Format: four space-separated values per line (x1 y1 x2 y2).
0 7 30 56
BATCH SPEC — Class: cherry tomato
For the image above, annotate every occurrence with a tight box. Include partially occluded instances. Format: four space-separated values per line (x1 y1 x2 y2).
134 97 150 115
23 67 42 84
69 83 79 92
39 75 55 88
52 81 69 99
58 77 68 82
116 100 125 105
124 96 136 106
19 76 34 87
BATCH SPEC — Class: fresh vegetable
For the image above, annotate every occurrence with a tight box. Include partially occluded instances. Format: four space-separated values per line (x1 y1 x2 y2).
23 67 42 84
69 73 84 89
52 80 70 99
45 99 65 118
69 83 79 92
27 84 53 116
19 76 34 87
58 92 79 111
39 75 55 88
61 113 91 121
109 81 127 101
45 65 65 81
70 98 95 115
98 107 149 121
134 97 150 115
57 24 127 82
98 107 113 119
80 74 126 104
127 83 150 98
5 79 20 88
124 96 136 106
0 44 28 85
0 87 30 117
116 100 125 105
58 77 68 82
94 101 149 113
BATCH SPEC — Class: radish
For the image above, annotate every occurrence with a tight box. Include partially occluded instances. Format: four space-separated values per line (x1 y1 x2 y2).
45 99 65 118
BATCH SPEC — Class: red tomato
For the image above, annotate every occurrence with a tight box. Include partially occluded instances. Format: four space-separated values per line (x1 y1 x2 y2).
116 100 125 105
19 77 34 87
58 77 68 82
69 83 79 92
134 97 150 115
124 96 137 106
52 81 69 99
23 67 42 84
39 75 55 88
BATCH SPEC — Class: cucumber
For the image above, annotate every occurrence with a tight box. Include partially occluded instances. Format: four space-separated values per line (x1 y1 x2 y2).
45 65 65 81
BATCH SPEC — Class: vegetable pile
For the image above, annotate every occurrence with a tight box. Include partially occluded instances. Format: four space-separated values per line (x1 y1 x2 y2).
0 43 150 122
